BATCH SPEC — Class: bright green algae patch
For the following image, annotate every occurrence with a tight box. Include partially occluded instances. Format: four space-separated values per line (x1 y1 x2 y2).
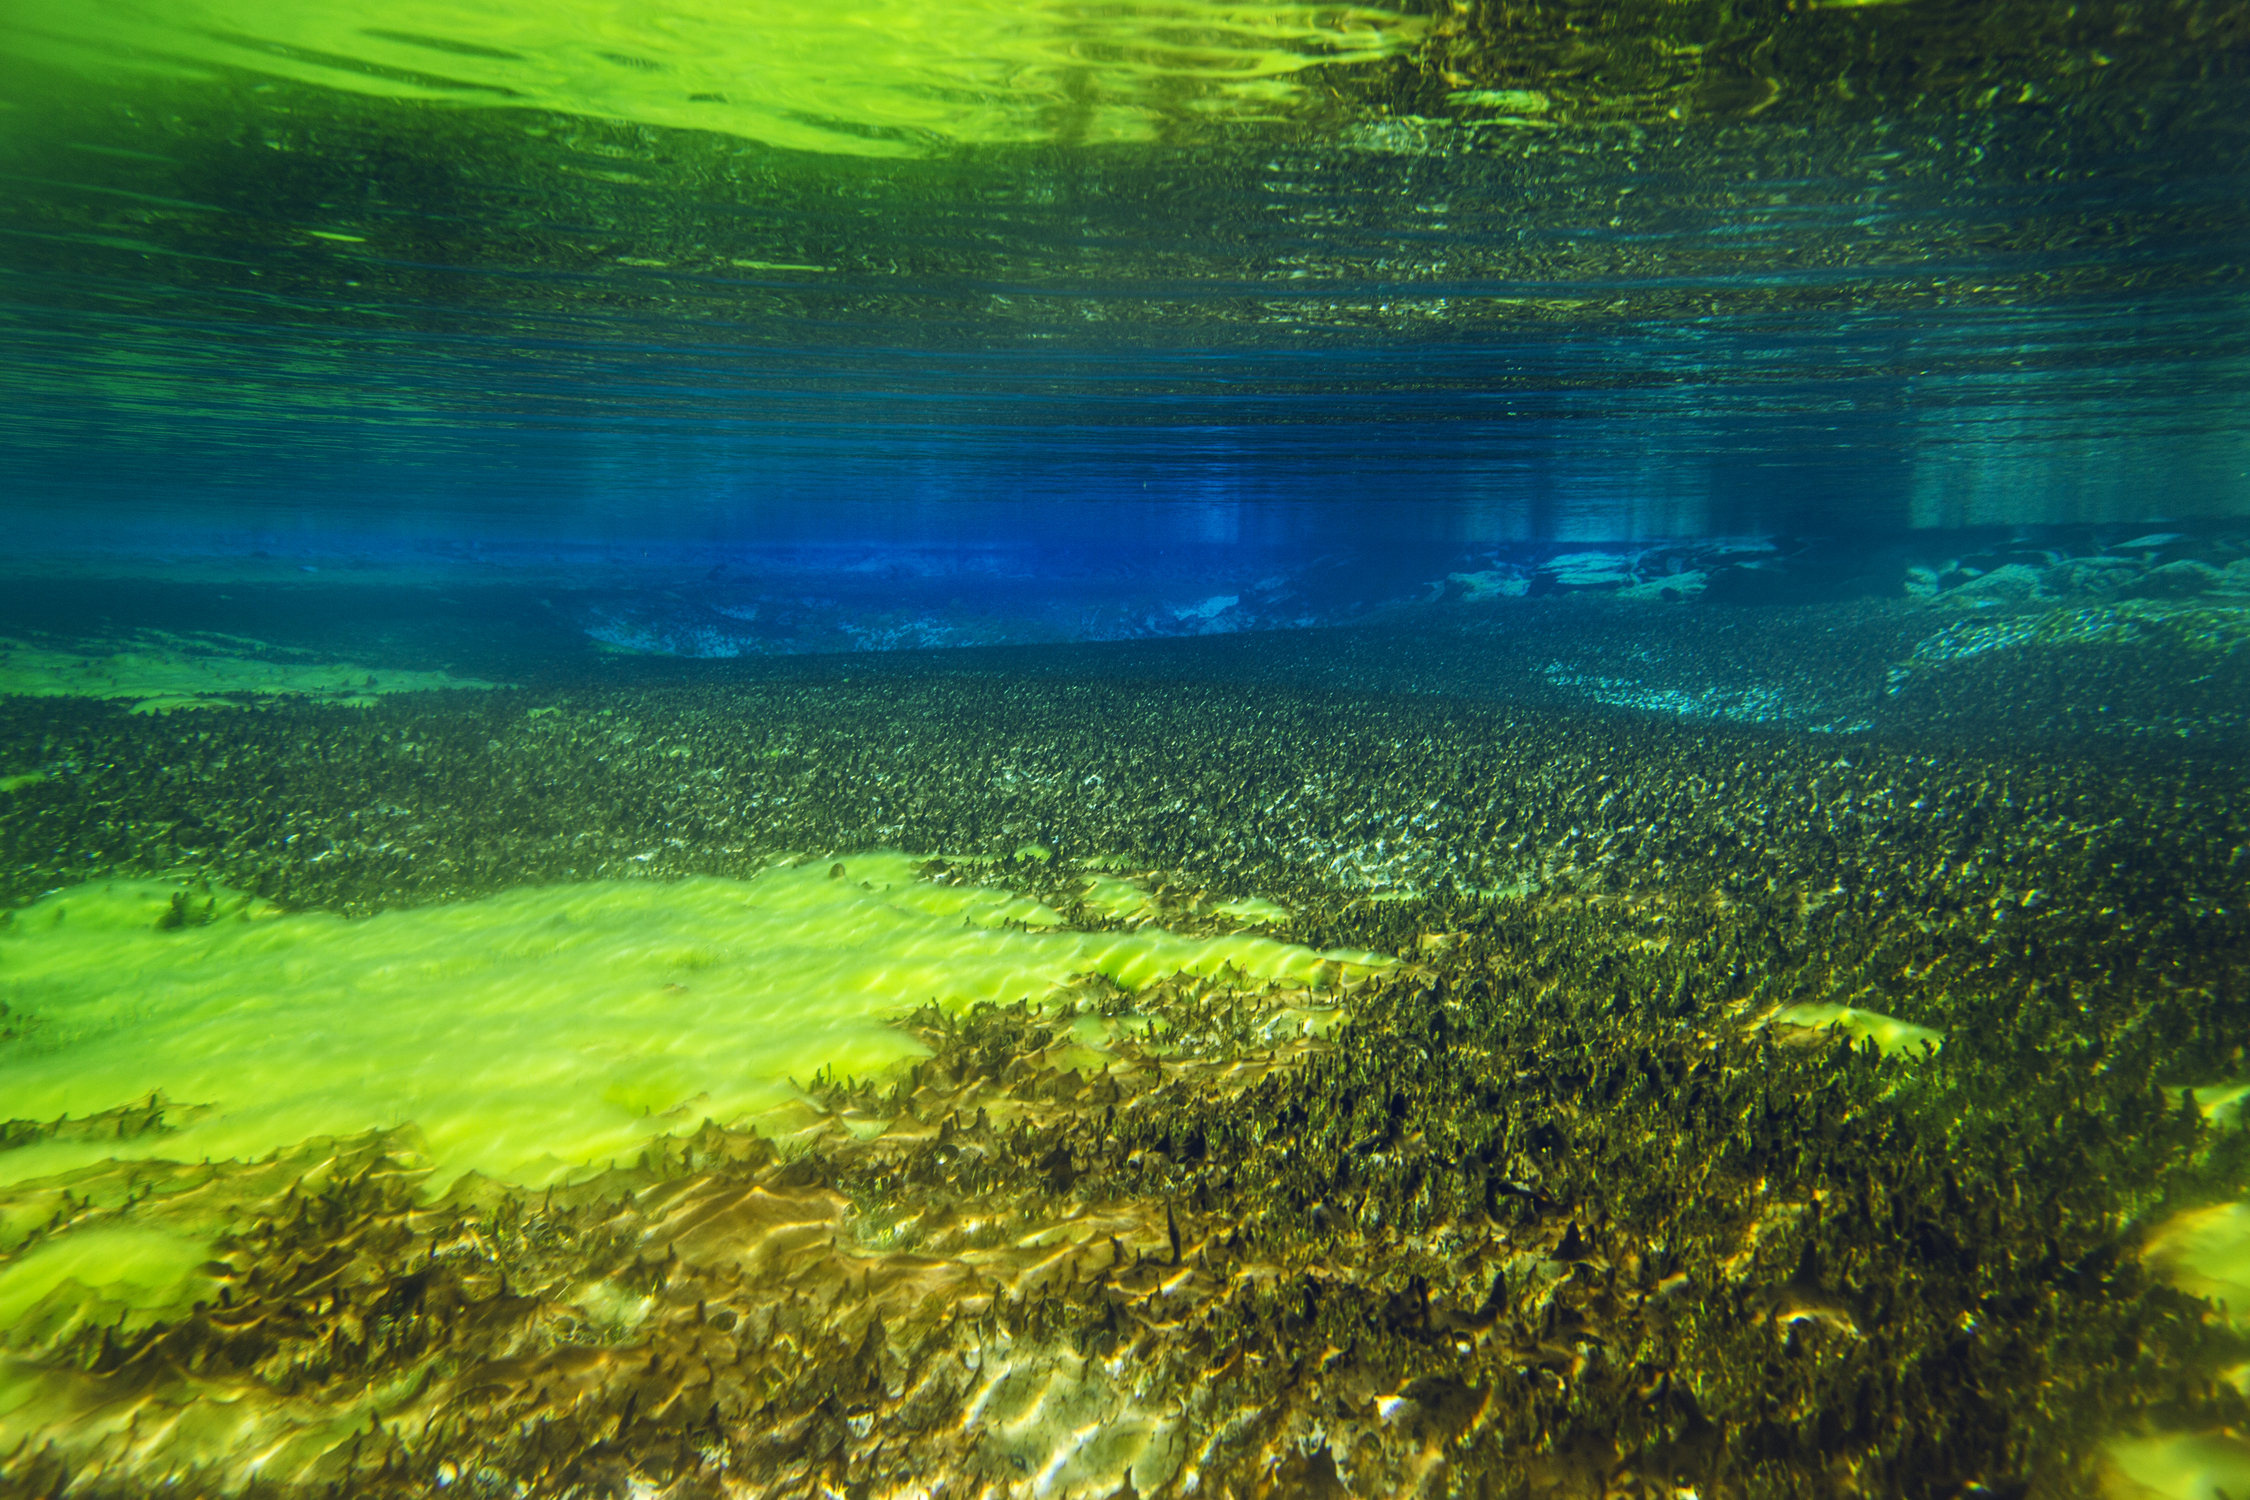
0 857 1391 1194
0 635 500 710
2116 1204 2250 1500
1075 871 1295 929
1768 1001 1944 1057
1082 871 1164 921
2147 1203 2250 1325
0 1226 217 1336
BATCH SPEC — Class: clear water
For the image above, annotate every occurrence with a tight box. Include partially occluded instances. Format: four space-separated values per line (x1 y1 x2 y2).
3 3 2250 1497
6 0 2247 567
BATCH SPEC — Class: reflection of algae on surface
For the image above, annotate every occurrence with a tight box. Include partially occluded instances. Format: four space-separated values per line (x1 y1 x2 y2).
1417 0 2242 133
0 634 501 710
5 0 1425 157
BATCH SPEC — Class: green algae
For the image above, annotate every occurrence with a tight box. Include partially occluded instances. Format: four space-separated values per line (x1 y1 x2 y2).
2105 1433 2250 1500
2148 1203 2250 1325
0 860 1389 1195
2197 1082 2250 1126
0 645 2244 1498
0 854 1393 1485
0 1225 217 1337
0 635 501 710
1768 1000 1944 1058
1081 871 1162 921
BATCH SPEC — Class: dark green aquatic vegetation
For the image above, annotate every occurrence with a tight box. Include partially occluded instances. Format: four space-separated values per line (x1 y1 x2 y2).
2 616 2248 1497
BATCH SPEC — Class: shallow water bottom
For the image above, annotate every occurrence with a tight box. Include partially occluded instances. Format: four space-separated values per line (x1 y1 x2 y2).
0 860 1385 1193
0 609 2246 1499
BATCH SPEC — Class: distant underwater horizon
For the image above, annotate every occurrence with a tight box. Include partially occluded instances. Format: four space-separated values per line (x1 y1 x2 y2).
3 0 2250 1496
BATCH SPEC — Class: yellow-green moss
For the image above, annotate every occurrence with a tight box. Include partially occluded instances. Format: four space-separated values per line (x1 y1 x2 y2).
0 1226 217 1338
1081 873 1161 921
0 636 499 708
0 856 1390 1194
1213 896 1293 925
1768 1002 1943 1057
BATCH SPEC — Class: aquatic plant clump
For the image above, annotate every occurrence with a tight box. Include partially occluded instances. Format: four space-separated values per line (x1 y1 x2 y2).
0 858 1388 1190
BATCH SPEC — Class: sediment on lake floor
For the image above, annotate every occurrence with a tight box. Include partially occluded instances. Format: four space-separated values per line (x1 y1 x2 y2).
1 627 2247 1499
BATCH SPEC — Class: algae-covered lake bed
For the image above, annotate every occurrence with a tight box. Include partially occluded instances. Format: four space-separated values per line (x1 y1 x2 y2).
2 579 2247 1500
4 0 2246 1481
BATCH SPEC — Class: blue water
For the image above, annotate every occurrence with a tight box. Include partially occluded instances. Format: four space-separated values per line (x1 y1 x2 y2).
5 24 2246 604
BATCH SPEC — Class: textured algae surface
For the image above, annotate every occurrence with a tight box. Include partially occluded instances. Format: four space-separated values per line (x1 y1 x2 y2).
1 628 2248 1499
0 860 1387 1193
0 635 500 712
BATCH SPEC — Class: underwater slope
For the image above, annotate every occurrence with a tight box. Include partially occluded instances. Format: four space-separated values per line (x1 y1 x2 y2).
1 614 2249 1498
